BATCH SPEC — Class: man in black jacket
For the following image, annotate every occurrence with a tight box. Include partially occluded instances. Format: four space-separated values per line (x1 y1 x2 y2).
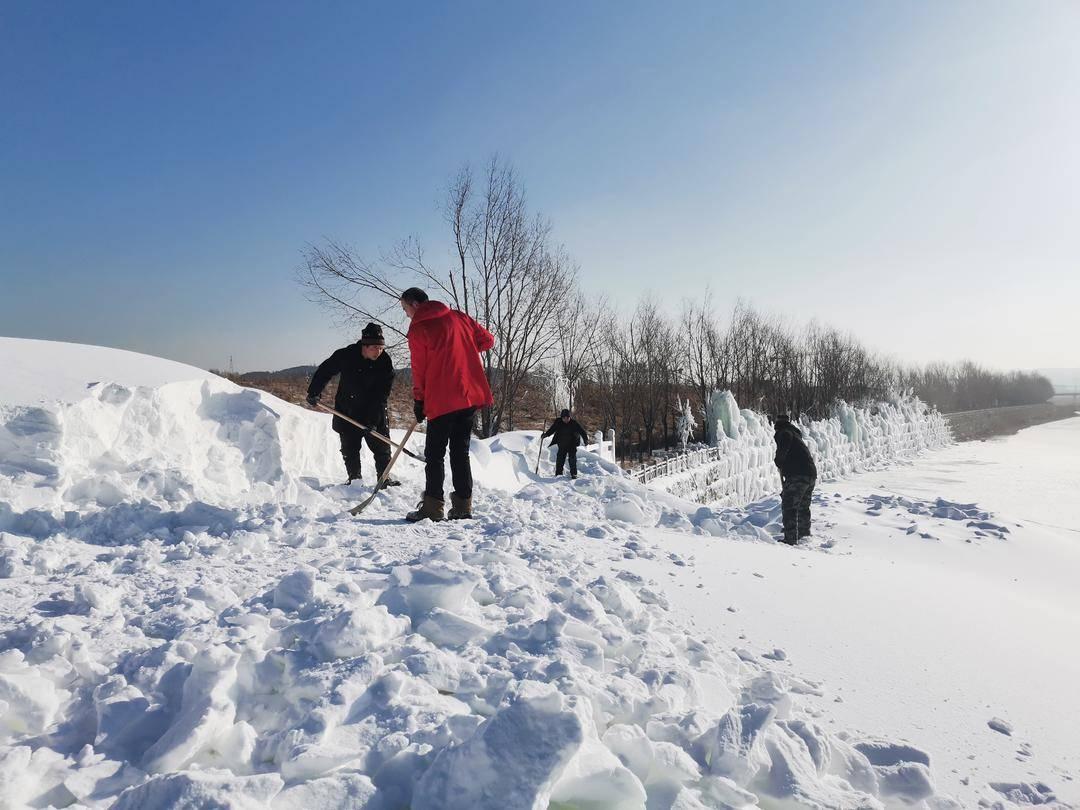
306 323 400 488
542 409 590 479
773 413 817 545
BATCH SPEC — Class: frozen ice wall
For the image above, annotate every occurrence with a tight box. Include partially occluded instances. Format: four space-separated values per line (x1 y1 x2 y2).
664 393 951 507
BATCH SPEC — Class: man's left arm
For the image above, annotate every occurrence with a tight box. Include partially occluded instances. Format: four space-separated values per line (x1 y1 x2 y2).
466 313 495 353
379 355 395 403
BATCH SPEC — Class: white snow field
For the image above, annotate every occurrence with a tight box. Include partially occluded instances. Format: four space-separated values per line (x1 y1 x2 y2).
0 337 1076 809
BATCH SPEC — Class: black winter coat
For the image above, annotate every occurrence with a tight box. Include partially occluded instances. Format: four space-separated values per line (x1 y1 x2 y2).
308 344 394 434
774 422 817 478
542 418 589 450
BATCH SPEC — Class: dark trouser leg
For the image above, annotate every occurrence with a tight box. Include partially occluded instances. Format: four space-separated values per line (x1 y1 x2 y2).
568 448 578 477
798 477 816 537
555 447 568 476
363 416 391 478
781 478 798 542
781 475 814 542
424 413 453 500
339 430 363 481
447 408 475 499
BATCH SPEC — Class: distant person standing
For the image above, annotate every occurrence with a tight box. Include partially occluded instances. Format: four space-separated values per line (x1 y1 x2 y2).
400 287 495 522
773 413 817 545
541 409 590 479
306 323 399 488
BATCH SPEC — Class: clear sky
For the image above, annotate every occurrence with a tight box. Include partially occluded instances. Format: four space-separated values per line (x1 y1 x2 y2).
2 1 1078 372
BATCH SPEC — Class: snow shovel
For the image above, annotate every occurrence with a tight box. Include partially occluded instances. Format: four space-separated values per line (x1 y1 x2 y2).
350 421 420 516
534 435 545 474
316 404 424 462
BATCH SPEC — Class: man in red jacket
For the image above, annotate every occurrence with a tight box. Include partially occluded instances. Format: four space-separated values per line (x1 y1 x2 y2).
400 287 495 522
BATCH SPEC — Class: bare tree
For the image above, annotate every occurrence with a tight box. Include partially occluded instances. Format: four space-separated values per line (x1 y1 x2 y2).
465 158 573 434
554 292 607 412
296 240 405 340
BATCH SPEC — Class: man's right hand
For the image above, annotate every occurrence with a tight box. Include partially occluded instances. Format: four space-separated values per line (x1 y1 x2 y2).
306 394 319 407
413 400 425 423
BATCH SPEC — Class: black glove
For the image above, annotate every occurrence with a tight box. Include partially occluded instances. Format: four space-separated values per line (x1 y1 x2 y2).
306 394 319 407
413 400 425 423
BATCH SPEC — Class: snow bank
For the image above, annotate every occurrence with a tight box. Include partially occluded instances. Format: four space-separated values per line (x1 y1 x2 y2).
0 337 219 407
663 391 951 507
0 340 973 808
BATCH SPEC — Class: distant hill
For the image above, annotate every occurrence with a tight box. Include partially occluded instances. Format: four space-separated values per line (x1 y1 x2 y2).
239 365 316 382
237 365 412 385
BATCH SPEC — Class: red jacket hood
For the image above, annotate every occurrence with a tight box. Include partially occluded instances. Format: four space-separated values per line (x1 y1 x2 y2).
411 300 451 325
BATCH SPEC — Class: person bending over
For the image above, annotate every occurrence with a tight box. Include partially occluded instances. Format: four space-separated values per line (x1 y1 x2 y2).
307 323 399 488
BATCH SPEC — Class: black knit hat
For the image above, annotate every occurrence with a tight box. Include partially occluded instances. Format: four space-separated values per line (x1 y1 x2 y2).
360 323 385 346
560 409 570 418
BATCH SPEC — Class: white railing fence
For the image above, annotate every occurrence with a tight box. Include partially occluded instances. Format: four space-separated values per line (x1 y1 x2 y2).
585 429 617 463
628 445 723 484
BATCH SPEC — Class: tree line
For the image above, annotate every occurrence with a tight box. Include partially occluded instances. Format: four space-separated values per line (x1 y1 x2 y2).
299 157 1053 455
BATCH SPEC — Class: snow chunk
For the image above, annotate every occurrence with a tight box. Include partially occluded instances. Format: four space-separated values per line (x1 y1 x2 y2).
854 740 931 767
272 773 377 809
412 687 584 810
312 606 411 661
377 560 482 620
73 581 121 614
0 654 64 739
603 723 701 790
989 781 1060 805
605 496 649 525
987 716 1013 736
112 769 283 809
550 736 647 809
273 567 317 611
696 703 775 784
141 648 240 773
416 608 490 648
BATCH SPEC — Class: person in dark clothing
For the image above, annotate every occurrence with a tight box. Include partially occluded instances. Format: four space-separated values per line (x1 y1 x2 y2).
542 409 590 479
306 323 399 488
773 413 817 545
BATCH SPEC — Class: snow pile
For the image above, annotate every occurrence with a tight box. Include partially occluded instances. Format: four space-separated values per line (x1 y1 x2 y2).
0 495 953 810
0 338 970 808
0 376 344 541
665 391 951 507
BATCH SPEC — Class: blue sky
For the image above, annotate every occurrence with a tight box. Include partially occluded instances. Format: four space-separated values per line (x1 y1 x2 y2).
2 1 1078 371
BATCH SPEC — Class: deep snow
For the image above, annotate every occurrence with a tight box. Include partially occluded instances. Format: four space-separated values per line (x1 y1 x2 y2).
0 338 1076 809
619 425 1080 808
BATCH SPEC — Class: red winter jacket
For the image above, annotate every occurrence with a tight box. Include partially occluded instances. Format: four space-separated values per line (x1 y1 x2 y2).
407 301 495 420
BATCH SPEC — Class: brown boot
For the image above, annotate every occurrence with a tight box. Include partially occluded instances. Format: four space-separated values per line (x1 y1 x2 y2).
447 492 472 520
406 494 444 522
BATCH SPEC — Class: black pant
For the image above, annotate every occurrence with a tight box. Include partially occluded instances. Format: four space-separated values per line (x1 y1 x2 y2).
424 408 475 500
781 475 816 542
339 421 390 482
555 446 578 476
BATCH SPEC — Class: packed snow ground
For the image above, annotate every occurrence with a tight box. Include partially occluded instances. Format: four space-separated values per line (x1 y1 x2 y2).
620 420 1080 808
0 338 1076 809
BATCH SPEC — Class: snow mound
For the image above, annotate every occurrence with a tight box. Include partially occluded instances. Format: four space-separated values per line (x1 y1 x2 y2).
0 340 979 808
0 337 219 407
